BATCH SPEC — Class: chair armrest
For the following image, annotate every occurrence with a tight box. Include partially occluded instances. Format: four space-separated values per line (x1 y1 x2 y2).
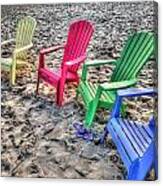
85 59 117 67
13 43 33 54
111 87 157 118
40 45 65 55
100 79 137 91
1 38 15 46
81 59 117 81
117 87 157 98
92 79 137 110
38 44 65 69
65 54 87 66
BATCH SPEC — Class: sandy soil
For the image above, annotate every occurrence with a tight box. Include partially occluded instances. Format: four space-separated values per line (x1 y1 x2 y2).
1 1 157 179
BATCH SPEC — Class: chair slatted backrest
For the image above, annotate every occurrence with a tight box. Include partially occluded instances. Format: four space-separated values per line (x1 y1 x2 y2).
62 20 94 73
111 32 155 82
15 16 36 59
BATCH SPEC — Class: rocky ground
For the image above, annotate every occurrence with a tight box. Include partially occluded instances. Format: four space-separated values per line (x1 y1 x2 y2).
1 2 157 179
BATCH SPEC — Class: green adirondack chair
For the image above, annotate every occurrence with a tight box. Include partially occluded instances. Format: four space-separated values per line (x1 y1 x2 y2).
77 32 155 128
1 16 36 85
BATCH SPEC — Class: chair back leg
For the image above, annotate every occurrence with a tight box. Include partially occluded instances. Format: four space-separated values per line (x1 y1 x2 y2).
36 75 40 94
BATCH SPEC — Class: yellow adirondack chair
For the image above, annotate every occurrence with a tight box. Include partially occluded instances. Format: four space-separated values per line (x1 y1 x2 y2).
1 16 36 85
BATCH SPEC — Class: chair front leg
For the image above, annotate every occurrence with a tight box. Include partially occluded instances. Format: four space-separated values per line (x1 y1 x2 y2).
56 76 66 106
76 87 79 100
76 76 80 85
56 65 69 106
56 84 64 106
10 57 17 85
85 100 98 128
154 151 158 179
84 87 102 128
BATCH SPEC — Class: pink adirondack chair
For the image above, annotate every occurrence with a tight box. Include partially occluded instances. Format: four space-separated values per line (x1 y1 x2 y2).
36 20 94 106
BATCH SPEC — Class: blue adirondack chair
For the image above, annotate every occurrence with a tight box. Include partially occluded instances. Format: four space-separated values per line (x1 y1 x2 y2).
103 88 157 180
